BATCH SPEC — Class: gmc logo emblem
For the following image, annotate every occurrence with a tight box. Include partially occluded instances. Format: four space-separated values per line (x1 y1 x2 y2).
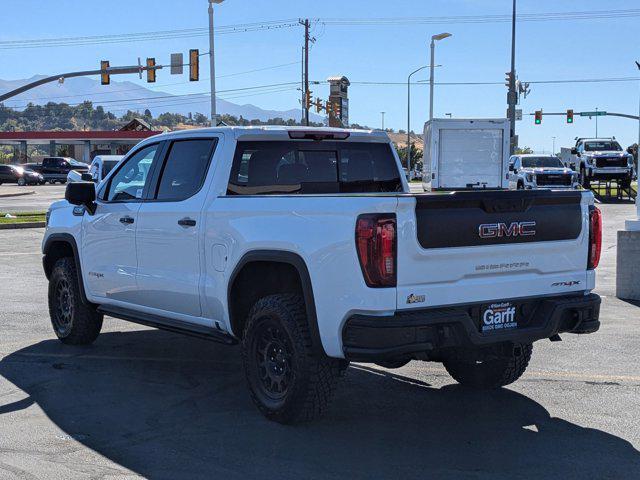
478 221 536 239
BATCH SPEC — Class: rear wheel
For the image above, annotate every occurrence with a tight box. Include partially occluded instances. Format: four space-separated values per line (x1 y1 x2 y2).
242 294 343 423
48 257 103 345
443 343 532 389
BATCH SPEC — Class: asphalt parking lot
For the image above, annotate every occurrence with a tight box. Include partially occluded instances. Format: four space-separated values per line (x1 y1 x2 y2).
0 200 638 479
0 184 67 213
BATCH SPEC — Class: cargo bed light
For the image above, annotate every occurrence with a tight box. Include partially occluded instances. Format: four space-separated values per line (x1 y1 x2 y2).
288 131 350 141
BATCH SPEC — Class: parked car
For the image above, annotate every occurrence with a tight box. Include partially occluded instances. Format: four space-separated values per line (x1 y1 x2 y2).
0 164 44 186
559 137 634 188
43 126 602 423
67 155 124 184
508 154 579 190
25 157 89 184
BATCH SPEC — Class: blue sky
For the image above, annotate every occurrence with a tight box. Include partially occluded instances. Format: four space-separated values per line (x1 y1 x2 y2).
0 0 639 152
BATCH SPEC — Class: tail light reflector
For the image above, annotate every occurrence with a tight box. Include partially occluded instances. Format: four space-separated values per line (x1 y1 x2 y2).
588 206 602 269
355 214 397 287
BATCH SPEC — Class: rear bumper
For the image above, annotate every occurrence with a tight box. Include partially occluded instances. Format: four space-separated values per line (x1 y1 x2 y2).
342 293 600 362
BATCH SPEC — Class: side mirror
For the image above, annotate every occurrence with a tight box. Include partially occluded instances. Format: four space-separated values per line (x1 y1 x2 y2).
80 172 94 182
65 182 96 214
571 148 578 155
508 164 514 172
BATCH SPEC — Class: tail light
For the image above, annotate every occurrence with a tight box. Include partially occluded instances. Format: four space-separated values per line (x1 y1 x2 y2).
588 206 602 269
355 214 396 287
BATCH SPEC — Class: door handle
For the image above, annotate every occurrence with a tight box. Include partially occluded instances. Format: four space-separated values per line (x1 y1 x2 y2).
178 218 197 227
119 216 134 225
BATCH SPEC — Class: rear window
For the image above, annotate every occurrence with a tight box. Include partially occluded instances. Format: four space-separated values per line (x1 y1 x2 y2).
227 141 402 195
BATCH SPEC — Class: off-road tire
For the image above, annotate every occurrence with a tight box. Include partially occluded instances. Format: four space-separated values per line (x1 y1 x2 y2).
443 343 532 389
48 257 103 345
241 293 342 424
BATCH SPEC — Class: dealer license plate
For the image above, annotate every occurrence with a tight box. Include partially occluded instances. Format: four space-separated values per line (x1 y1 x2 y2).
480 302 518 333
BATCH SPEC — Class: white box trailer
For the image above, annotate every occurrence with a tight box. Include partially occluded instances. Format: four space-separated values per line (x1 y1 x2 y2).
422 118 510 191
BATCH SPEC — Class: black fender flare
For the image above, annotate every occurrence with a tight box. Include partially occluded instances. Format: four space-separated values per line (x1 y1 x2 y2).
43 233 90 304
228 250 324 356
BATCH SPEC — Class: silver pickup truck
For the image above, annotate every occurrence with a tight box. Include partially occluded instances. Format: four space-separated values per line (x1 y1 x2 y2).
559 137 634 188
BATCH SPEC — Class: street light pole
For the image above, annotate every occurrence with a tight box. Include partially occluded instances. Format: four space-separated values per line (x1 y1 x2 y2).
407 65 428 171
381 112 386 130
507 0 517 155
552 136 556 154
208 0 224 126
429 33 451 120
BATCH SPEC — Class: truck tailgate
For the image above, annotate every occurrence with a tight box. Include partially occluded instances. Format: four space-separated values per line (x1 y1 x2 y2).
395 190 593 310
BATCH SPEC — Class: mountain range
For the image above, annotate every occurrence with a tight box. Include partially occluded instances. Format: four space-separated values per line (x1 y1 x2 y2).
0 75 323 123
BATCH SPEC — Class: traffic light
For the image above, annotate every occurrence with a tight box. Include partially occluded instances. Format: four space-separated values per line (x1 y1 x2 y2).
189 49 199 81
314 97 323 113
504 71 512 88
100 60 110 85
305 90 312 109
534 110 542 125
325 100 333 116
146 58 156 83
333 100 341 118
567 109 574 124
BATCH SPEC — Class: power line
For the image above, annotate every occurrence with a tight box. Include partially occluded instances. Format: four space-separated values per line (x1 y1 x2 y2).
0 20 300 49
1 8 637 50
316 8 640 25
347 77 640 86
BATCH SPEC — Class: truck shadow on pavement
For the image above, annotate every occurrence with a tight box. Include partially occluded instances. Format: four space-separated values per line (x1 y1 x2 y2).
1 329 639 479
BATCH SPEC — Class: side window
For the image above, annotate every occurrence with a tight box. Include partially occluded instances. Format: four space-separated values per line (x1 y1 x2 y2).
105 144 159 202
155 139 216 201
339 144 401 192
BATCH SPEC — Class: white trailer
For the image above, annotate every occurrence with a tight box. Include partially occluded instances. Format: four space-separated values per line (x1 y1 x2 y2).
422 118 510 191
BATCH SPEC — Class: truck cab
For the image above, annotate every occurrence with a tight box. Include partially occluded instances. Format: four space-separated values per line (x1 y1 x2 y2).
508 154 579 190
559 138 634 188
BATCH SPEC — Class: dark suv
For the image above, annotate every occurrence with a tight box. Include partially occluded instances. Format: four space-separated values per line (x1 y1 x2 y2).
0 164 44 186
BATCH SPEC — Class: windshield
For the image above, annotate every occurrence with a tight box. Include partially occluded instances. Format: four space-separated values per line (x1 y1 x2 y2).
521 157 564 168
584 141 621 152
69 159 88 167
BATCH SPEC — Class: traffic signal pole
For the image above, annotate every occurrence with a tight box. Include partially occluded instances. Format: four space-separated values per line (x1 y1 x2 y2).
0 64 161 103
302 19 310 126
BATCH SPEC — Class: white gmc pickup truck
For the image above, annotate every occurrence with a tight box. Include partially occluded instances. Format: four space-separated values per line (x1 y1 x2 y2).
43 127 602 423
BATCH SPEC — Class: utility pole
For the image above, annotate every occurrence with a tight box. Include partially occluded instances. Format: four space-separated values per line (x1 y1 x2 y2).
381 112 386 130
507 0 517 154
208 0 224 126
300 18 311 126
595 107 599 137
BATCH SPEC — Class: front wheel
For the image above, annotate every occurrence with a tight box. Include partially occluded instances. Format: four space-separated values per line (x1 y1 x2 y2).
443 343 532 389
48 257 103 345
242 294 343 424
17 177 26 186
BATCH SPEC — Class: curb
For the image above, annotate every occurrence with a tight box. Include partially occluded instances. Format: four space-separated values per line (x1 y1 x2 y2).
0 190 36 199
0 221 46 230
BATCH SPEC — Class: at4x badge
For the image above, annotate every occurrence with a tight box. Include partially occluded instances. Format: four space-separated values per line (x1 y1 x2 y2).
406 293 426 304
